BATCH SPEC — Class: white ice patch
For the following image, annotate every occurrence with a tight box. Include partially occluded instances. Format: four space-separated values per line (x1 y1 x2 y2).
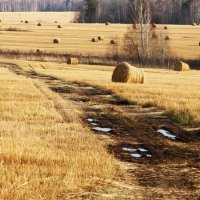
93 127 112 133
87 118 94 122
131 154 142 158
122 147 137 152
138 148 148 152
158 129 176 140
91 123 98 126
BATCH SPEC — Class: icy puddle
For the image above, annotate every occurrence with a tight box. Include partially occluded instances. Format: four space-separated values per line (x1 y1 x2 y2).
157 128 177 140
122 147 152 158
93 127 112 133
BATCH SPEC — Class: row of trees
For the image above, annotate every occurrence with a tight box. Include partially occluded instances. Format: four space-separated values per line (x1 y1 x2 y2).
0 0 199 24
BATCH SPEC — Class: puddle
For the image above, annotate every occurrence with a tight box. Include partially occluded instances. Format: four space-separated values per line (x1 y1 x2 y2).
158 128 177 140
122 147 152 158
93 127 112 133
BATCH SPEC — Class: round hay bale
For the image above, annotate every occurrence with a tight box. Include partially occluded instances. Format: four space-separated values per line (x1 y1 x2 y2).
199 42 200 46
57 25 63 28
37 23 42 26
67 57 78 65
164 26 168 29
53 38 60 44
152 32 158 39
36 49 43 54
21 20 23 23
112 62 144 84
92 38 98 42
165 36 170 41
192 23 197 26
152 23 157 29
133 24 137 29
54 21 58 23
110 40 116 44
25 20 29 24
98 36 104 41
174 61 190 71
105 22 110 25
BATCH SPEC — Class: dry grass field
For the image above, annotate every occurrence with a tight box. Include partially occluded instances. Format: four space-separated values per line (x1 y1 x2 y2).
5 59 199 126
0 66 120 199
0 14 200 59
0 12 200 200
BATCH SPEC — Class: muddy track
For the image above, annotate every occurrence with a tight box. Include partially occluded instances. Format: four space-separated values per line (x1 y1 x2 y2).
5 64 200 199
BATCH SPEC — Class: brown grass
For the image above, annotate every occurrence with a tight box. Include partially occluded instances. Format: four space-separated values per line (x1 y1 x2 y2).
0 66 118 199
112 62 144 84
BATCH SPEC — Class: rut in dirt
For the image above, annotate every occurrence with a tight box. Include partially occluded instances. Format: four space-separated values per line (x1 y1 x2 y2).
5 64 200 200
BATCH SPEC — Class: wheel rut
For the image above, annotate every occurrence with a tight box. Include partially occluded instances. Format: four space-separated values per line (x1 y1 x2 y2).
5 64 200 200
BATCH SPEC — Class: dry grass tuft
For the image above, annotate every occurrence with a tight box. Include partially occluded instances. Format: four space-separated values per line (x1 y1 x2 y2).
112 62 144 84
174 61 190 71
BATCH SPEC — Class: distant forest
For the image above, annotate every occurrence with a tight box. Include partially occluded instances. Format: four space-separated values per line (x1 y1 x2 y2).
0 0 200 24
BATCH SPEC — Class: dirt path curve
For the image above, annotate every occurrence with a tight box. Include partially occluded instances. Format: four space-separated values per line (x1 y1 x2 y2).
6 64 200 200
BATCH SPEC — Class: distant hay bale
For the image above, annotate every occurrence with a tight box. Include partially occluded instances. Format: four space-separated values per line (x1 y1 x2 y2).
192 23 197 26
133 24 137 29
53 38 60 44
98 36 103 41
174 61 190 71
199 42 200 46
54 21 58 23
57 25 63 28
36 49 43 54
25 20 29 24
21 20 23 23
110 40 116 44
165 36 170 41
37 23 42 26
92 38 98 42
152 23 157 29
105 22 110 25
152 32 158 39
164 26 168 29
67 57 78 65
112 62 144 84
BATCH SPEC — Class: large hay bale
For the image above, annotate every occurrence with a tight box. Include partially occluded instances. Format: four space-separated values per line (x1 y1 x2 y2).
164 26 168 30
25 20 28 24
54 21 58 23
112 62 144 84
199 42 200 46
37 23 42 26
174 61 190 71
53 38 60 44
152 23 157 29
67 57 78 65
192 23 197 26
105 22 110 25
57 25 63 28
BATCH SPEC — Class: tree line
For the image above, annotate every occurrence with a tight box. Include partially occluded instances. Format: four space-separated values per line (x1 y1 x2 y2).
0 0 199 25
